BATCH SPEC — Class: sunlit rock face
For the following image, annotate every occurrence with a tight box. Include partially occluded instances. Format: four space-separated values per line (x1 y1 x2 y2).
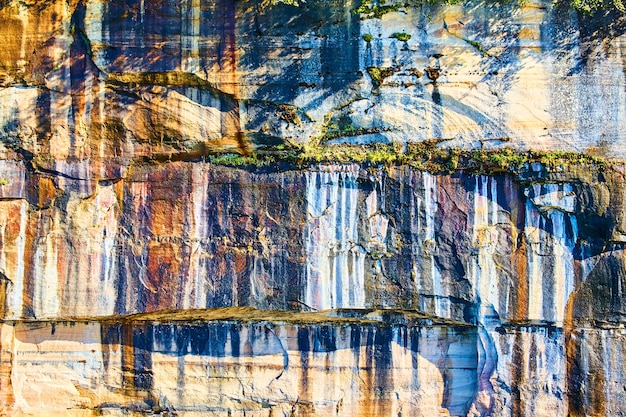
1 162 623 323
1 317 480 416
1 161 626 415
0 0 625 170
1 0 626 415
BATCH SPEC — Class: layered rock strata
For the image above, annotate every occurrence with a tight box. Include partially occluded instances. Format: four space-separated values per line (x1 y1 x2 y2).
0 161 625 415
1 0 626 415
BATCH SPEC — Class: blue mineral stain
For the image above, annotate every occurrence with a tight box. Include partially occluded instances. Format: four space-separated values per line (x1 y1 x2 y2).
313 325 337 352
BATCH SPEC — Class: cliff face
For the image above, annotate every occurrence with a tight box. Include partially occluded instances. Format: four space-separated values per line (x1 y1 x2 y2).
1 0 625 166
1 0 626 416
2 162 626 416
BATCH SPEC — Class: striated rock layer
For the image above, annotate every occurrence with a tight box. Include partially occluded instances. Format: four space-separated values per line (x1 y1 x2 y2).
1 314 480 416
0 161 626 415
1 0 626 415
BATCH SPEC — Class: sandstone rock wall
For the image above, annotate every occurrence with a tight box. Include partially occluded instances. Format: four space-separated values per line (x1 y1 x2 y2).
1 0 626 415
1 160 626 415
1 318 479 416
1 162 625 323
0 0 625 172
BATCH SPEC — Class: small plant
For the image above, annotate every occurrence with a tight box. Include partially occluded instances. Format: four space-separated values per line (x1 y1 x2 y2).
277 104 302 126
0 178 8 186
488 148 528 170
366 66 396 87
391 32 411 42
362 33 374 42
352 0 403 18
208 153 276 167
570 0 625 13
351 0 622 18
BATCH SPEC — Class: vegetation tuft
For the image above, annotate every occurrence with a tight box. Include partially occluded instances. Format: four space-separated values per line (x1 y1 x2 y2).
391 32 412 42
205 141 610 174
349 0 624 17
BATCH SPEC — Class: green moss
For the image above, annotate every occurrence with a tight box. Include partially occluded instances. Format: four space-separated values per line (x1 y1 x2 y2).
352 1 403 18
570 0 624 12
318 123 384 143
205 141 611 177
535 150 607 168
352 0 623 18
352 0 463 19
362 33 374 42
208 153 276 167
366 66 396 87
464 38 489 57
391 32 411 42
485 148 528 170
0 178 8 186
78 30 93 58
268 0 302 6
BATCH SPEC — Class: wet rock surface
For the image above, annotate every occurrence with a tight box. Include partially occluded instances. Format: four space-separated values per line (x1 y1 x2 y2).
1 0 626 415
0 161 625 415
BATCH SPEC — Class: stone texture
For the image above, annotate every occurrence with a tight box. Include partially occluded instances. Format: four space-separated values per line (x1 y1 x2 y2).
1 0 626 415
0 317 480 416
0 0 625 177
0 161 625 414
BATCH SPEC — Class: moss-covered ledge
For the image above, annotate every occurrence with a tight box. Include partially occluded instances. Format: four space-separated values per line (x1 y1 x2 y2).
200 141 612 176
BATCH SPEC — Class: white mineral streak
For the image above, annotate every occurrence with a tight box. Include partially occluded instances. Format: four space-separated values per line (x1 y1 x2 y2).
599 329 626 412
94 183 119 315
186 164 210 309
524 183 577 324
366 170 390 301
491 326 567 416
305 165 365 310
409 171 425 311
409 172 448 317
365 174 388 249
424 173 449 318
181 0 200 73
32 228 60 319
13 203 27 318
525 189 543 321
85 0 106 69
470 176 502 322
127 180 150 304
179 0 203 139
85 0 108 151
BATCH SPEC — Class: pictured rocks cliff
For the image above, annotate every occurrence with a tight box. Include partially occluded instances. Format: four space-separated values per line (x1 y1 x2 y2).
0 0 625 415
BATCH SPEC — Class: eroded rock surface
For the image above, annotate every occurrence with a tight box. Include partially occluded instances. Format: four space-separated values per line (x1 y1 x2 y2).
1 0 626 415
0 0 625 172
0 161 625 415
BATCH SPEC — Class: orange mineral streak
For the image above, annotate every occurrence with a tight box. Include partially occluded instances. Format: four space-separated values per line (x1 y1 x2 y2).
563 296 586 417
146 241 181 312
0 202 26 297
0 18 23 76
121 322 135 390
21 212 39 318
